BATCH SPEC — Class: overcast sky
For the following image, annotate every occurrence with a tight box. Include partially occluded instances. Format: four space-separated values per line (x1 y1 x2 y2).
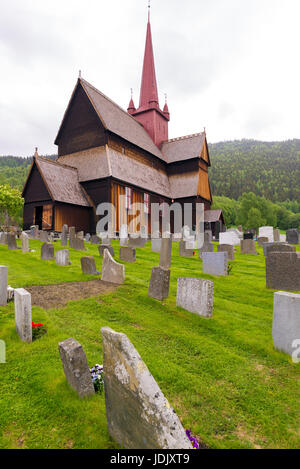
1 0 300 156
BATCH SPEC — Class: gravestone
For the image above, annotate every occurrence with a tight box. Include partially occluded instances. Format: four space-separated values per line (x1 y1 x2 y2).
58 338 95 398
128 236 146 248
80 257 99 275
91 235 101 245
119 247 136 263
280 234 286 243
176 277 214 318
101 327 192 449
119 224 129 246
14 288 32 343
179 241 194 257
7 233 17 250
219 231 240 246
98 245 115 257
204 230 213 243
273 229 280 242
69 227 76 248
56 249 71 266
238 225 243 232
286 229 299 245
159 237 172 269
148 267 170 301
198 242 214 259
61 224 68 247
266 252 300 291
41 242 55 260
228 228 243 239
258 236 269 246
240 239 257 255
215 221 221 241
73 237 86 251
259 226 274 242
140 225 148 239
151 238 162 253
0 232 7 245
0 266 8 306
77 231 84 240
263 242 294 257
217 244 235 260
40 231 49 242
202 252 228 276
85 233 91 242
101 249 125 284
272 291 300 357
21 232 29 253
243 232 254 240
30 225 39 239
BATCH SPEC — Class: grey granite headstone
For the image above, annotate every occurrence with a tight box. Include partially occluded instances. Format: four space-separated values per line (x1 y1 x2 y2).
217 244 234 260
85 233 91 242
179 241 194 257
266 252 300 291
40 231 49 242
177 277 214 318
77 231 84 239
41 242 55 260
0 266 8 306
98 245 115 257
272 291 300 357
73 237 86 251
148 267 170 301
159 237 172 269
273 229 280 242
7 233 17 250
69 227 76 248
21 232 29 253
151 238 162 253
80 257 99 275
263 242 295 257
119 224 128 246
101 327 192 449
56 249 71 266
61 224 68 247
0 232 7 245
58 338 95 398
91 235 101 245
14 288 32 343
286 229 299 245
128 236 146 248
101 249 125 284
119 247 136 263
202 252 228 276
258 236 269 246
204 230 213 243
198 242 214 259
240 239 257 255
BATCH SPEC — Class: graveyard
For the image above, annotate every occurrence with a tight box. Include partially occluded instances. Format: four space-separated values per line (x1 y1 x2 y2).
0 234 300 449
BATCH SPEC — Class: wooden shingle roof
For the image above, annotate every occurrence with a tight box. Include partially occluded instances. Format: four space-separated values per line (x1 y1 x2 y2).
161 133 206 163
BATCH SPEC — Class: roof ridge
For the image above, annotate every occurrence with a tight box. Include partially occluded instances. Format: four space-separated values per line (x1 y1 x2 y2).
162 132 204 144
80 78 145 128
36 155 78 172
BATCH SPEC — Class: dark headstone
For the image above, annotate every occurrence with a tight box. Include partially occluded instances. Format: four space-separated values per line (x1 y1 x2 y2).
243 233 254 240
263 242 295 257
266 252 300 291
119 246 136 263
98 245 115 257
286 229 299 245
217 244 235 260
148 267 170 301
7 233 17 250
91 235 101 245
80 257 99 275
179 241 194 257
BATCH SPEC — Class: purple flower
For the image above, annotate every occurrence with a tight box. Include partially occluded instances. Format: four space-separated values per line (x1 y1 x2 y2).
185 429 200 449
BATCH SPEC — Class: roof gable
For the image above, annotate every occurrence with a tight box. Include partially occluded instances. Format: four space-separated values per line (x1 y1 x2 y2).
161 133 207 163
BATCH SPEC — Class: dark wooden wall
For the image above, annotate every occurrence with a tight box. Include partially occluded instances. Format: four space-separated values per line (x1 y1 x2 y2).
57 84 107 156
54 203 91 232
23 164 51 203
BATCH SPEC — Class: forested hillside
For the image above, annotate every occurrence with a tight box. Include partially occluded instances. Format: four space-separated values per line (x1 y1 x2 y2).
0 155 56 191
209 139 300 202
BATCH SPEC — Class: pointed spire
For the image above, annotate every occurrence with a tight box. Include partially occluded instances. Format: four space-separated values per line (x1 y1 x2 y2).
127 88 136 114
139 4 159 108
34 147 39 159
163 93 170 119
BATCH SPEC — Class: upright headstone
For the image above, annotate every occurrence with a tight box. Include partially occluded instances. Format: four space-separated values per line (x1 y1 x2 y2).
202 252 228 276
0 232 7 245
7 233 17 250
77 231 84 240
85 233 91 242
30 225 39 239
198 242 214 259
101 327 192 449
280 234 286 243
73 237 86 251
91 235 101 245
204 230 213 243
101 249 125 284
58 338 95 398
148 267 170 301
0 266 8 306
266 252 300 291
286 229 299 245
273 229 280 242
14 288 32 343
215 221 221 241
140 225 148 239
80 257 99 275
159 237 172 269
119 247 136 263
243 232 254 240
151 238 162 253
41 242 55 260
69 227 76 248
219 232 240 246
98 245 115 257
259 226 274 243
20 232 29 253
61 224 68 247
272 291 300 357
56 249 71 266
119 224 129 246
258 236 269 246
40 231 49 242
179 241 194 257
176 277 214 318
217 244 235 260
128 236 146 248
240 239 257 255
263 242 295 257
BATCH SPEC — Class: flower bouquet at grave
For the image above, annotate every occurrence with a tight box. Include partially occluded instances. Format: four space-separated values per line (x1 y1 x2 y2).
32 321 47 341
90 364 104 394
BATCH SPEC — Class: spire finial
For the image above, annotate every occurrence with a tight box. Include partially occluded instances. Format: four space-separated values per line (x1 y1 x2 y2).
148 0 151 22
79 70 82 78
164 93 167 104
131 88 133 99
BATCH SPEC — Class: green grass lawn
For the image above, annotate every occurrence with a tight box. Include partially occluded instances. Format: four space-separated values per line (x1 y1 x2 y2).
0 238 299 449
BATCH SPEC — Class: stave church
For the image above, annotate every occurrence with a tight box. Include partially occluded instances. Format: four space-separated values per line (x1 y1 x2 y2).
22 9 221 235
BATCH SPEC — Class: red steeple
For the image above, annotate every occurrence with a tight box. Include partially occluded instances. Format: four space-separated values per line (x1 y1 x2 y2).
130 5 170 149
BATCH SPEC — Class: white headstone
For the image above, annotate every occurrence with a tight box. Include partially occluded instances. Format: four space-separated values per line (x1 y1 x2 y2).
14 288 32 343
259 226 274 243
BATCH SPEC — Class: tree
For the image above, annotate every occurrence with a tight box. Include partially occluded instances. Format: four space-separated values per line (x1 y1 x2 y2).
0 185 24 227
245 207 265 231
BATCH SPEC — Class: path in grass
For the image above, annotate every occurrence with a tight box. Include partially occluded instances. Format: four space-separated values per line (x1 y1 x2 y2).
0 238 299 449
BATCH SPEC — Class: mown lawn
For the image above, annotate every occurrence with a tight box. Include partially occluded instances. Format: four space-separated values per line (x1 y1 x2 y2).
0 238 299 449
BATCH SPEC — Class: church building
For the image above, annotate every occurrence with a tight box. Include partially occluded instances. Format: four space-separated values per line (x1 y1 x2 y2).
22 10 213 234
